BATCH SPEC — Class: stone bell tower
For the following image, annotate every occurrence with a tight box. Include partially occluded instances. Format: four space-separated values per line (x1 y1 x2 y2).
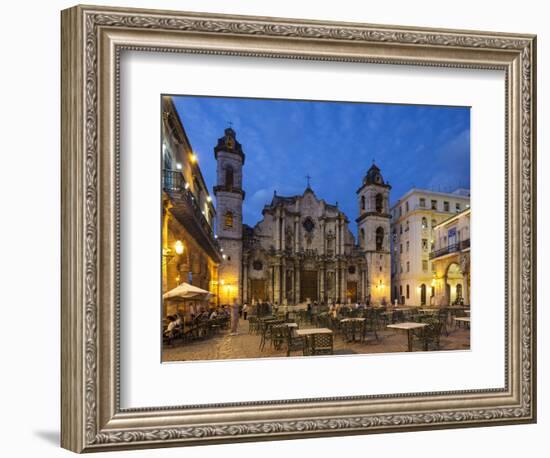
214 127 245 305
356 163 391 305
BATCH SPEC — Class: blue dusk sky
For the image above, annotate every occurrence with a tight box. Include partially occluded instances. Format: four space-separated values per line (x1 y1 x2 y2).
172 95 470 237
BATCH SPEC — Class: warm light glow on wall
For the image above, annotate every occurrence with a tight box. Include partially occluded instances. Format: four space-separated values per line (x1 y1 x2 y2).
174 240 184 255
190 153 198 163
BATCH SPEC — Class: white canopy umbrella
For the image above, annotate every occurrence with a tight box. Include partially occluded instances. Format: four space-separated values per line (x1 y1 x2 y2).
163 282 211 301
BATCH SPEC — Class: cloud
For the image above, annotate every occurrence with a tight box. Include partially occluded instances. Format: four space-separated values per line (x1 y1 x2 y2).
172 96 470 234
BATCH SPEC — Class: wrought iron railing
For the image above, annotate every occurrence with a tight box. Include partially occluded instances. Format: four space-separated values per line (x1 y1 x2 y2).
162 169 217 244
429 238 470 259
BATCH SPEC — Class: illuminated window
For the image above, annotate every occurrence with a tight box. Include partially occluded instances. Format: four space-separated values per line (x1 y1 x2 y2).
224 211 234 229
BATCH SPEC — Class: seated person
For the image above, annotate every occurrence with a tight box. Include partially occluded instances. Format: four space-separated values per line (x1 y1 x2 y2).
164 315 177 338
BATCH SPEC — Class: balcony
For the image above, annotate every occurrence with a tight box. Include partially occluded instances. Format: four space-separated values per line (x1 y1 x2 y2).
429 239 470 260
162 169 220 261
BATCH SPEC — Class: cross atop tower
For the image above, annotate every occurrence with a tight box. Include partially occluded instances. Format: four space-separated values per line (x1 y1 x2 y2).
305 174 312 188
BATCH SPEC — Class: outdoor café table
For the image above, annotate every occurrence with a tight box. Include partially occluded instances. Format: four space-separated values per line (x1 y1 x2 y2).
454 316 470 328
295 328 333 336
387 322 428 352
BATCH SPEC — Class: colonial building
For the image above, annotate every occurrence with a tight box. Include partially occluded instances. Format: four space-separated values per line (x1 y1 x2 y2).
161 96 221 316
390 188 470 306
213 128 391 306
430 208 471 306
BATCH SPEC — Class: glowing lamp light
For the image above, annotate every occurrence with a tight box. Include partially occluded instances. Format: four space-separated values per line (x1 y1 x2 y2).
176 163 182 170
206 196 212 202
174 240 184 255
184 182 190 190
190 153 198 163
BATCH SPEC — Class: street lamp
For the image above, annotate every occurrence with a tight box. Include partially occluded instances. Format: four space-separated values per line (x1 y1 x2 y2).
174 240 184 255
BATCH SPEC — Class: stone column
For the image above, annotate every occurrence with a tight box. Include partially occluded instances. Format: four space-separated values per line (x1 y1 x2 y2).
335 221 340 256
339 219 345 255
320 220 325 255
341 264 347 303
281 258 287 305
335 266 340 302
294 217 299 253
319 265 325 303
294 261 300 304
242 258 248 304
273 262 281 305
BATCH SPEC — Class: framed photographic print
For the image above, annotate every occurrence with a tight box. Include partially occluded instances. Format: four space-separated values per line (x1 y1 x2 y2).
61 4 537 453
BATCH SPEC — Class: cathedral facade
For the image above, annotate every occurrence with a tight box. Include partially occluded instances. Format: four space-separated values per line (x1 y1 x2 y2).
214 127 391 306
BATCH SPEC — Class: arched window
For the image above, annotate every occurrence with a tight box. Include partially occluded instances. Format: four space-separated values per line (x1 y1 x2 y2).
456 283 463 299
422 217 428 229
225 166 234 188
375 193 383 213
375 226 384 251
361 195 365 211
224 211 234 229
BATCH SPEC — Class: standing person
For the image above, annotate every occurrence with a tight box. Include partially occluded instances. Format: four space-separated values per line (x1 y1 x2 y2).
230 298 240 335
242 302 249 320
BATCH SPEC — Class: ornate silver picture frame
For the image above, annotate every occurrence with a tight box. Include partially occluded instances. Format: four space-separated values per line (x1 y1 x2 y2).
61 4 536 453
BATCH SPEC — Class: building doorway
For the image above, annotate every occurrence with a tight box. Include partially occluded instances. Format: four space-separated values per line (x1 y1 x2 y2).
300 270 318 302
346 281 358 303
250 279 267 302
420 283 427 306
445 262 464 305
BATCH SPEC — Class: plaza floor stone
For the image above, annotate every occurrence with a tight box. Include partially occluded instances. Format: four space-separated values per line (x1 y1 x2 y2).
162 318 470 362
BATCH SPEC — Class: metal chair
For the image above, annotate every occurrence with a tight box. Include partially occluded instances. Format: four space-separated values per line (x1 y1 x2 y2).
286 328 305 356
270 324 287 350
413 318 443 351
310 333 334 355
